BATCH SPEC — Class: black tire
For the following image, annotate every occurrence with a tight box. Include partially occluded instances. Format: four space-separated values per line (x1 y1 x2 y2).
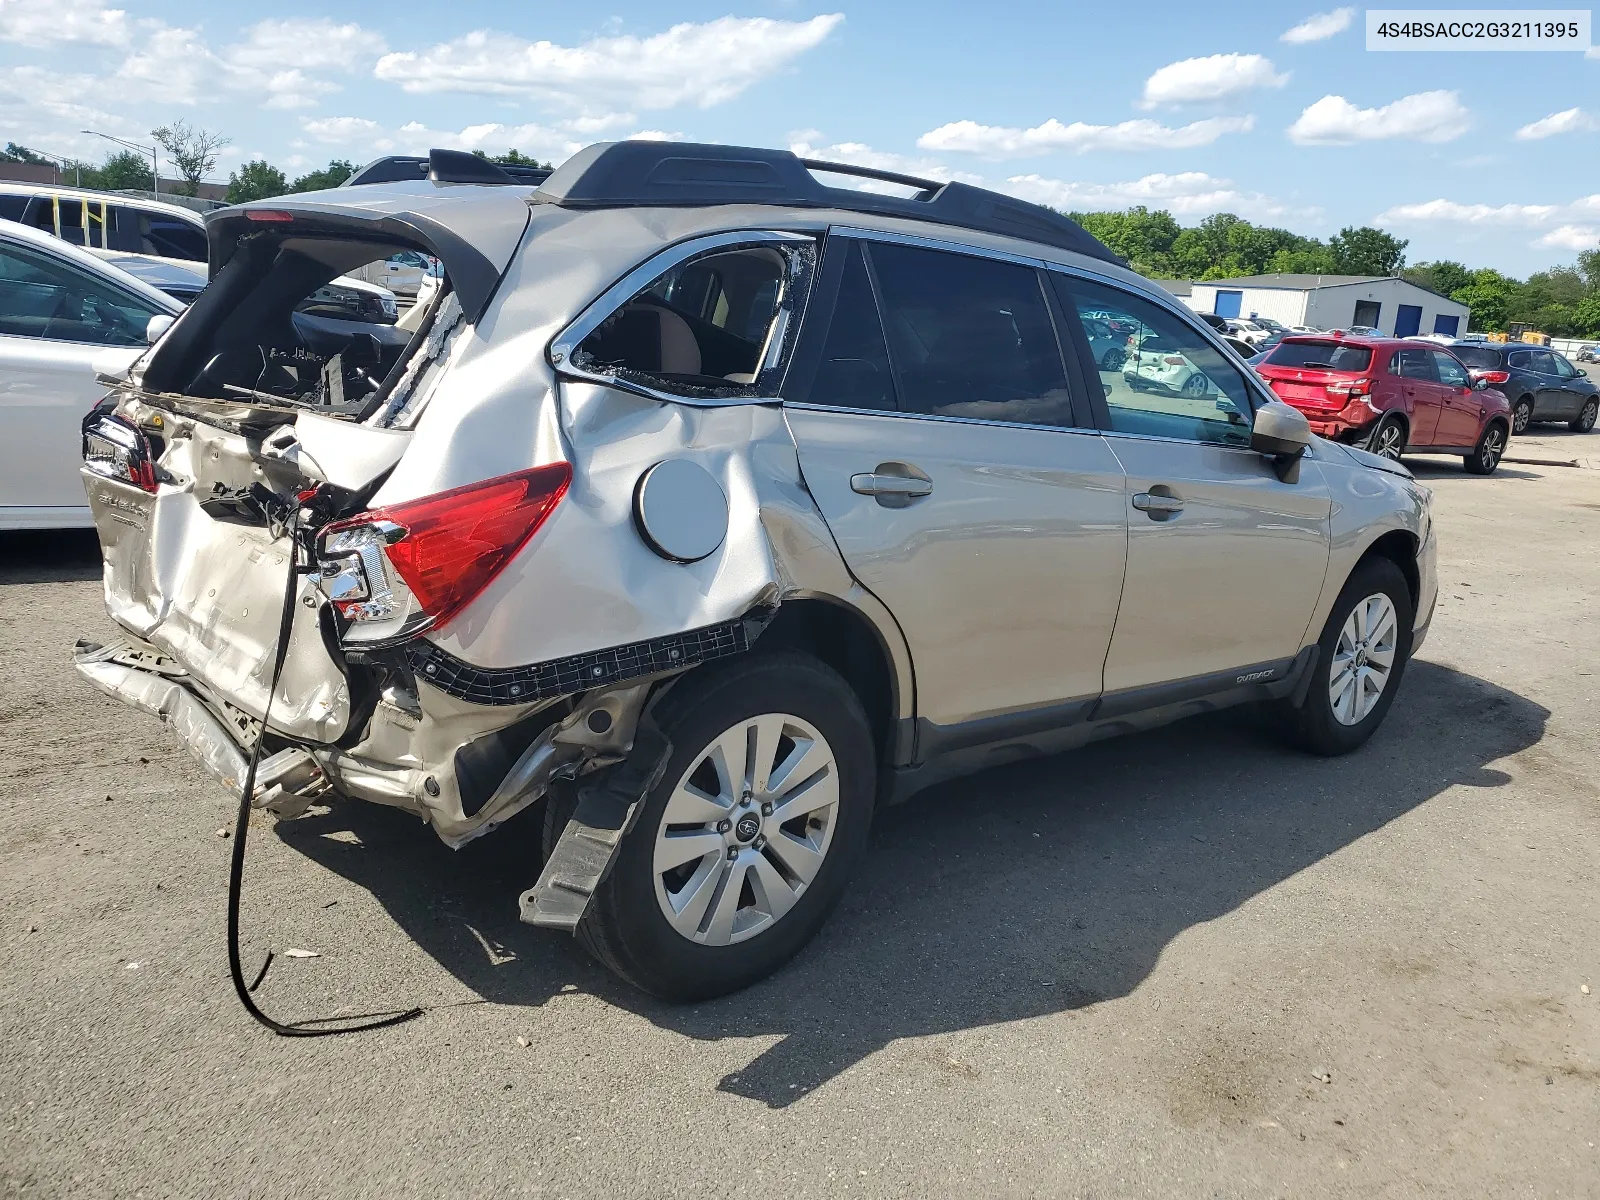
572 652 875 1001
1100 347 1125 371
1512 397 1534 435
1571 397 1598 434
1464 420 1507 474
1364 414 1406 460
1278 556 1414 757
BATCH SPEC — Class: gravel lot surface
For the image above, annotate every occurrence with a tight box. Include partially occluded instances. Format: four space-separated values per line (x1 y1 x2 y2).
2 432 1597 1198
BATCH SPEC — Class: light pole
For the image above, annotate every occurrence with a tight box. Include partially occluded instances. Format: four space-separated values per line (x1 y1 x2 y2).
80 130 160 197
29 149 80 187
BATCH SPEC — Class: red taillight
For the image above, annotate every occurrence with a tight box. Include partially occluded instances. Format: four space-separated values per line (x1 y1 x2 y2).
1327 377 1373 398
245 209 295 222
329 464 571 631
1477 370 1510 385
1163 356 1187 366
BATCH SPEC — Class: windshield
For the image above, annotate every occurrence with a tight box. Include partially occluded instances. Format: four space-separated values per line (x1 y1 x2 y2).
1451 345 1503 370
1262 340 1372 372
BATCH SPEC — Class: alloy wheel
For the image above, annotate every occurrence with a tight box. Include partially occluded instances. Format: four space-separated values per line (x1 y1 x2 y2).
1371 421 1404 460
1181 373 1210 398
1513 400 1532 434
1579 399 1598 433
1328 593 1399 726
1479 426 1505 471
652 713 839 946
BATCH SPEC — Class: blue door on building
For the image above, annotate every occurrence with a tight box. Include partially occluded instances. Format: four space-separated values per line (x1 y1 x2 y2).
1395 304 1423 338
1214 289 1242 318
1433 314 1460 337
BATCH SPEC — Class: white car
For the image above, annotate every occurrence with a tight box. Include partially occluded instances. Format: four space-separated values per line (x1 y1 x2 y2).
346 249 436 298
1122 333 1219 397
0 218 183 529
1224 318 1272 346
0 183 210 262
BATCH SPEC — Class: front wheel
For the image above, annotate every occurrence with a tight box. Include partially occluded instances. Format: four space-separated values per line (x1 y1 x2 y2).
573 652 875 1001
1464 422 1506 474
1276 556 1414 756
1571 397 1598 433
1512 398 1533 434
1100 347 1125 371
1181 373 1210 398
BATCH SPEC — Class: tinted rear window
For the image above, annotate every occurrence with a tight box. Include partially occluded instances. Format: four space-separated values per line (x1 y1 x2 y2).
1263 341 1372 372
1451 345 1503 370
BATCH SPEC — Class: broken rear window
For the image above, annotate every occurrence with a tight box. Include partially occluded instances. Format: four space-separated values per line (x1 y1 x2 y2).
142 234 445 420
572 241 813 399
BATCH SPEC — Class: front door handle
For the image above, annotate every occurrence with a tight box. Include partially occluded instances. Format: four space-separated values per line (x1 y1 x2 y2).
1132 491 1185 515
851 470 933 501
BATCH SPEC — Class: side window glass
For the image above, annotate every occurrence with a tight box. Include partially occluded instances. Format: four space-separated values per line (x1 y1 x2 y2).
0 240 164 346
1506 350 1530 371
0 194 25 222
145 217 207 261
1392 348 1436 381
866 241 1074 427
1058 274 1255 446
1431 351 1468 388
107 206 150 254
572 240 814 398
806 241 895 411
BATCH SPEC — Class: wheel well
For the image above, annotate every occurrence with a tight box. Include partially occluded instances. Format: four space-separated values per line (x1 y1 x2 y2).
754 598 899 763
1359 529 1420 607
1515 394 1534 407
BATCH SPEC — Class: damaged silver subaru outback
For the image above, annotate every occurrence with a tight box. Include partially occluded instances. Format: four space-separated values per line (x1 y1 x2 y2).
75 143 1437 1001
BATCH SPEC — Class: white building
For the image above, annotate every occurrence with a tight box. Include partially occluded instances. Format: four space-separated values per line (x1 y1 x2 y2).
1187 274 1471 338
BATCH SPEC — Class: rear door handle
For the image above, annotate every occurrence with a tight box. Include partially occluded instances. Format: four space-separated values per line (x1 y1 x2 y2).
851 472 932 499
1132 492 1184 515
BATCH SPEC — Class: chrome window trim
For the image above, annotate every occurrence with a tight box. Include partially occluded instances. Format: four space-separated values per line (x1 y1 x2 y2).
829 224 1049 272
549 229 817 409
780 398 1108 440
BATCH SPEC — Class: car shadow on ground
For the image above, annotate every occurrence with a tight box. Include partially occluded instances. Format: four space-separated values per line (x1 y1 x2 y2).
277 659 1546 1107
0 530 102 585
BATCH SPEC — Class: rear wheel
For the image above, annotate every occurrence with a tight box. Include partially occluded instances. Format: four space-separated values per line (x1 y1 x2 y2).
1571 397 1598 433
572 652 875 1001
1181 373 1210 398
1464 421 1506 474
1100 347 1125 371
1512 397 1534 434
1277 556 1414 756
1364 415 1406 460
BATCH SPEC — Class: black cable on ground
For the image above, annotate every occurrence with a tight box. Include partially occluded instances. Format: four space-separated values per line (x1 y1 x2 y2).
226 505 423 1037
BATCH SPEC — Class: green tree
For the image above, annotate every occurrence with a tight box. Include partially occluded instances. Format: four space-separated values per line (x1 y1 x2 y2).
2 142 51 164
289 159 357 193
1403 260 1473 298
96 150 156 192
1571 294 1600 336
1328 226 1408 276
1451 268 1520 333
151 120 229 197
226 160 288 203
1576 248 1600 293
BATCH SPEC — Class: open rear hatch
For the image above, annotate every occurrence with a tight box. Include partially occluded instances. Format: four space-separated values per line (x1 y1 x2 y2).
78 190 529 745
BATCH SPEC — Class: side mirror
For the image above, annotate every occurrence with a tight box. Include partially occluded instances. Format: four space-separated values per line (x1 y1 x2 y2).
146 314 176 345
1470 373 1489 391
1251 400 1310 483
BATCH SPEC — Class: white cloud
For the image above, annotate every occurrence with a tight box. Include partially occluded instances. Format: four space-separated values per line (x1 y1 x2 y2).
1002 171 1299 221
0 0 127 47
1287 90 1472 144
1138 54 1287 108
1375 194 1600 250
302 116 385 144
373 14 843 110
301 115 643 164
1515 108 1600 140
1374 199 1560 225
1280 8 1356 44
110 18 385 110
1535 225 1600 250
917 115 1254 157
227 20 387 72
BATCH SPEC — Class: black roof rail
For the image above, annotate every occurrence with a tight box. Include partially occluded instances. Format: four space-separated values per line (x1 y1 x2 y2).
533 141 1121 265
341 150 553 189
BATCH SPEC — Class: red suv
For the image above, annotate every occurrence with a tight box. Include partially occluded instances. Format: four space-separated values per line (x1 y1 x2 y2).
1254 335 1512 474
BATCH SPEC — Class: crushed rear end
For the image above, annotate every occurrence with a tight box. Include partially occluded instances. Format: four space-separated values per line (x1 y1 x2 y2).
1253 337 1381 441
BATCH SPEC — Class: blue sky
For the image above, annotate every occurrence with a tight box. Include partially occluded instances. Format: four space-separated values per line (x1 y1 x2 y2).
2 1 1596 276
